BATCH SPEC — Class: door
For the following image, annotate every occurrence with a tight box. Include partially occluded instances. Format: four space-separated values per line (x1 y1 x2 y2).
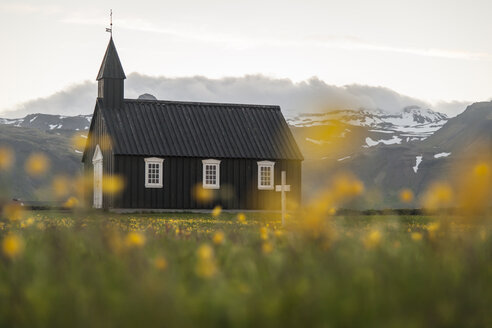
92 145 103 209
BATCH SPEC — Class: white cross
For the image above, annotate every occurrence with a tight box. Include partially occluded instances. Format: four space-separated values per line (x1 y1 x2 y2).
275 170 290 226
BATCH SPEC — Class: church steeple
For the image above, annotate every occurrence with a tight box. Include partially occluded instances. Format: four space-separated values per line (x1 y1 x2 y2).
97 37 126 108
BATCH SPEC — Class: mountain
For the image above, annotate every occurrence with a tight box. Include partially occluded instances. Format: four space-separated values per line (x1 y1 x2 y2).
0 124 83 202
0 113 92 135
298 103 492 208
288 106 449 166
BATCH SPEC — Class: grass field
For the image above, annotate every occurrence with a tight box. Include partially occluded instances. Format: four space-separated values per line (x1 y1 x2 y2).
1 210 491 327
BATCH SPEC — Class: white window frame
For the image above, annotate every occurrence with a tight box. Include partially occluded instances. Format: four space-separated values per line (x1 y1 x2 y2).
257 161 275 190
202 159 221 189
144 157 164 188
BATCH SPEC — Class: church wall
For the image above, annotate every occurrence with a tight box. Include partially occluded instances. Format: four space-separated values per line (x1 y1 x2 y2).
113 156 302 210
83 105 115 209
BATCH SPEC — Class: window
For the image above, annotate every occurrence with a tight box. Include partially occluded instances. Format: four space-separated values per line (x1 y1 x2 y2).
257 161 275 190
144 157 164 188
202 159 221 189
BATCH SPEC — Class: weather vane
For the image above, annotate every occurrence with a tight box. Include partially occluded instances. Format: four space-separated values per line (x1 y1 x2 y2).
105 9 112 36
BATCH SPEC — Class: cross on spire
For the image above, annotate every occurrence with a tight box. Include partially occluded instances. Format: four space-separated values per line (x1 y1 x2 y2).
105 9 113 36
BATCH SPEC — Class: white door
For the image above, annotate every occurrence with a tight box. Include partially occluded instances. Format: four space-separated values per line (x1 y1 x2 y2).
92 145 103 209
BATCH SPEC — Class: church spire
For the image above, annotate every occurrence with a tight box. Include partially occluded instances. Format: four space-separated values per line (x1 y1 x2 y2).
97 37 126 80
97 37 125 108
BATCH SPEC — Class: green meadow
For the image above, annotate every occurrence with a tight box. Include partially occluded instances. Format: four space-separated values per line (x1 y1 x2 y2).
1 211 491 327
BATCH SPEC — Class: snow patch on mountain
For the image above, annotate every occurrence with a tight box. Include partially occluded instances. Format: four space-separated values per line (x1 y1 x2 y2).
434 152 451 158
413 156 423 173
287 106 448 140
0 114 93 132
364 136 402 147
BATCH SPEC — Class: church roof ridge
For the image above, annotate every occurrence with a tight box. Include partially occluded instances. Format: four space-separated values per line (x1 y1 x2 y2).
123 98 281 110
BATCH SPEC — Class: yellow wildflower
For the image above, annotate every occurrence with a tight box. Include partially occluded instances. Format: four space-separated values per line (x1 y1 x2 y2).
399 189 414 203
262 242 273 254
422 182 453 210
2 234 24 259
154 256 168 271
237 213 246 223
125 232 146 248
427 222 440 232
196 244 217 278
411 232 423 241
102 175 125 195
473 162 490 178
25 152 49 177
197 244 213 260
3 202 25 221
212 231 225 245
363 229 382 249
260 227 268 240
479 229 487 241
212 205 222 218
63 197 79 209
274 230 284 237
71 134 87 150
52 175 71 198
0 147 14 171
192 184 214 203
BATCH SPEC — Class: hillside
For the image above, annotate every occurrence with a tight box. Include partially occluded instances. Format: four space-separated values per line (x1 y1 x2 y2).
0 124 82 201
299 102 492 208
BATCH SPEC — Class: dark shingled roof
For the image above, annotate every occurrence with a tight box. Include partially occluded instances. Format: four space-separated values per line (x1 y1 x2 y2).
97 37 126 80
97 98 303 160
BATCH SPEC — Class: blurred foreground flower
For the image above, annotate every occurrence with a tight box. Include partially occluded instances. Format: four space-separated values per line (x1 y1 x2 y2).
102 175 125 195
52 175 71 198
192 184 214 203
63 197 80 209
422 182 453 211
125 232 146 248
196 244 217 278
71 134 87 150
2 234 24 259
363 230 382 249
20 217 35 228
25 152 49 177
3 202 25 221
456 161 492 215
262 242 273 254
411 232 423 241
399 189 414 203
154 256 168 271
237 213 246 223
259 227 268 240
0 147 14 171
212 205 222 217
212 231 225 245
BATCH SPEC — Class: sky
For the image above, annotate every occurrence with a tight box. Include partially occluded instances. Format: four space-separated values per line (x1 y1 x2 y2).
1 0 492 117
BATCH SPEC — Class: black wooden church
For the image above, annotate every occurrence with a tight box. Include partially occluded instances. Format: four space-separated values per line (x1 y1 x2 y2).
82 37 303 211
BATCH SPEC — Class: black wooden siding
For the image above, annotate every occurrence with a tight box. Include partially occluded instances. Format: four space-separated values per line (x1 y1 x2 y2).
113 156 301 210
83 106 115 209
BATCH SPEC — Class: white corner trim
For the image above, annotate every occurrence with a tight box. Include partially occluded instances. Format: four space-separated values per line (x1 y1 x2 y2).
202 159 221 189
92 144 103 163
144 157 164 188
257 160 275 190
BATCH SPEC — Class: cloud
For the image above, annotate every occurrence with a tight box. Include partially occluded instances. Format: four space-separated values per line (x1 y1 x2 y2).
1 82 96 118
62 15 490 60
0 73 470 118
